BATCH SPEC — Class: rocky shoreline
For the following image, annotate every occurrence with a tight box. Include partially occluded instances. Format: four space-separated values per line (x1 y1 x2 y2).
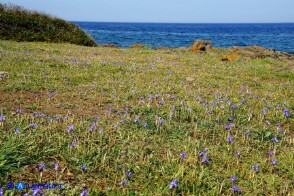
100 39 294 61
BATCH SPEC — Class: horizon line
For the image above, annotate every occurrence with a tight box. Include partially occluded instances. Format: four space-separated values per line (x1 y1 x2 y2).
70 20 294 24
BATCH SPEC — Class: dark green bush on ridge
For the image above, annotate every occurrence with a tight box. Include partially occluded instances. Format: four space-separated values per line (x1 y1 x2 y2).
0 3 97 46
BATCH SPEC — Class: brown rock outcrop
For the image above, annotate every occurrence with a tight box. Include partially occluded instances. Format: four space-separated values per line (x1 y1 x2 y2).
190 40 212 52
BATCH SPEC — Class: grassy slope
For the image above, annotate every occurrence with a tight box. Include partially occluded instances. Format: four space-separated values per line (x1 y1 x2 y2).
0 4 97 47
0 40 293 195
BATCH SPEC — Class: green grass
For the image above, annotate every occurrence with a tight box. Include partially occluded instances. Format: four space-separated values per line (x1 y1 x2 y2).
0 40 293 195
0 4 97 47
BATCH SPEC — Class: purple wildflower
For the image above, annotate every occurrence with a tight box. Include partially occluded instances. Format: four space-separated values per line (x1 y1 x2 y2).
169 178 179 189
56 116 62 121
99 129 104 134
134 117 140 123
16 109 22 114
202 156 210 163
252 164 259 172
199 151 206 157
49 118 53 123
271 136 279 143
240 98 246 105
126 171 132 179
0 115 5 121
64 115 70 121
88 125 95 132
158 100 164 105
14 127 20 134
32 111 39 117
47 92 52 99
80 189 88 196
271 158 278 165
224 123 235 130
237 151 241 158
228 115 235 121
38 162 45 172
124 112 129 118
66 125 74 133
283 108 290 118
199 148 208 157
70 141 77 148
263 108 268 116
180 152 187 159
148 94 153 101
232 185 242 193
158 116 164 125
206 110 212 114
244 130 250 135
0 187 2 196
32 187 44 196
231 105 238 110
54 163 59 171
227 135 234 144
119 179 128 186
268 151 274 156
88 122 96 131
81 164 87 171
230 176 238 182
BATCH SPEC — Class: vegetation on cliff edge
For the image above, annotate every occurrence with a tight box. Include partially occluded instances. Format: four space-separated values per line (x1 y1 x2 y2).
0 4 97 47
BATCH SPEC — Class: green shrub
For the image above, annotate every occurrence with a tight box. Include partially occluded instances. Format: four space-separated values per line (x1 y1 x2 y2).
0 3 97 46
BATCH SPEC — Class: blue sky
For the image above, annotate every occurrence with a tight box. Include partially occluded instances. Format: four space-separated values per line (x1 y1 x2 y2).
2 0 294 23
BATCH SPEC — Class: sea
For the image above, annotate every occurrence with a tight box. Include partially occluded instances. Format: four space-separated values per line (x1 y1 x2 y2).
73 22 294 53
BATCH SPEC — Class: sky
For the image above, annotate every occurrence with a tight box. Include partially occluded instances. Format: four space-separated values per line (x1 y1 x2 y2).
2 0 294 23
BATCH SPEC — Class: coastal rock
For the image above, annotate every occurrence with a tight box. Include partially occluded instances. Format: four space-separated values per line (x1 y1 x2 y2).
231 46 278 59
221 55 239 62
129 44 146 49
190 40 212 52
101 44 119 48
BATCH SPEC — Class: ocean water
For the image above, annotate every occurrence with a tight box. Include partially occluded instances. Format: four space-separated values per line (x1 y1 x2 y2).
73 22 294 53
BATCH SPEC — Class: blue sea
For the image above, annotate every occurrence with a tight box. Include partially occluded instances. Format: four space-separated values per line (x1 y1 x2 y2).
73 22 294 53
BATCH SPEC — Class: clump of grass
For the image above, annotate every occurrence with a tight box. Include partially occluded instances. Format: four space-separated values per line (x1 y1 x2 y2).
0 3 97 46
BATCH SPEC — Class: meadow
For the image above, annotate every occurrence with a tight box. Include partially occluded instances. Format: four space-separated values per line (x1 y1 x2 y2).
0 40 293 195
